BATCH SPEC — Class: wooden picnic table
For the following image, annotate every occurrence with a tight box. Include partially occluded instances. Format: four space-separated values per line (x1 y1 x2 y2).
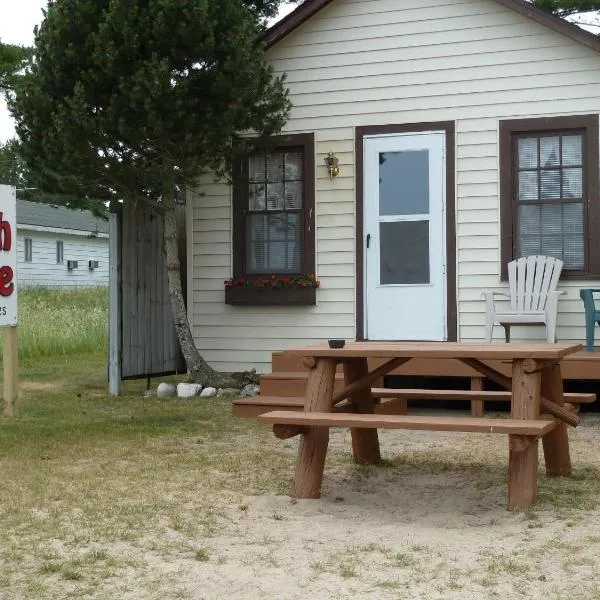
257 341 583 510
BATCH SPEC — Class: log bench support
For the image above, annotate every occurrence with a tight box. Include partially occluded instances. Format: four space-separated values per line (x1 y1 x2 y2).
292 358 337 499
508 359 541 510
541 364 572 477
343 358 381 465
471 377 485 417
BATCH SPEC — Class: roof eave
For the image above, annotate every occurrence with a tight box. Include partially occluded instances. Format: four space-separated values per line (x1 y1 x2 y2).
263 0 335 48
263 0 600 54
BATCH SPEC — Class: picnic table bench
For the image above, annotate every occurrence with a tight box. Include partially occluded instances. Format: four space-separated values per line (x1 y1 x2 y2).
237 342 587 511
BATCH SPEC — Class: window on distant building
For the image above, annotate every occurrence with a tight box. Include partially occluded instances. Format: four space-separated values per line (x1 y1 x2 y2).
24 238 32 262
56 241 64 264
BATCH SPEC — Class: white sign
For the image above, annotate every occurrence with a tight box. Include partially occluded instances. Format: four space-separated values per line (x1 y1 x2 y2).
0 185 17 326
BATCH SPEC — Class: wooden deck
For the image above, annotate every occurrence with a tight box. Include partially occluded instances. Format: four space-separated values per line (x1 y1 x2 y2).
262 348 600 397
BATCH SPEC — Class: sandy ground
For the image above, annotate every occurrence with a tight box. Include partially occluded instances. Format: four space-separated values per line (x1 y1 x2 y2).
5 413 600 600
115 416 600 600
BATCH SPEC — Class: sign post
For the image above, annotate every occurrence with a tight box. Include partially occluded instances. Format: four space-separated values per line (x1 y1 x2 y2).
0 185 18 417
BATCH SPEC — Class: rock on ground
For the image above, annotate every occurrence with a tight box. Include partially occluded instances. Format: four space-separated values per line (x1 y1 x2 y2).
176 383 203 398
156 383 176 398
241 384 260 397
200 387 217 398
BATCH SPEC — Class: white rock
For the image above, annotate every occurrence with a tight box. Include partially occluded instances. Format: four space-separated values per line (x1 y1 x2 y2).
200 387 217 398
156 383 176 398
241 384 260 397
216 387 240 398
177 383 203 398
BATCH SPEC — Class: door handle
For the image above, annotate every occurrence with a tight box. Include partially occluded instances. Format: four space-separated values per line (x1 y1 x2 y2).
366 233 371 248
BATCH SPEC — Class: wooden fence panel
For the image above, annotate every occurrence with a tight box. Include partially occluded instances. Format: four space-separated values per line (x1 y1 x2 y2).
120 202 186 379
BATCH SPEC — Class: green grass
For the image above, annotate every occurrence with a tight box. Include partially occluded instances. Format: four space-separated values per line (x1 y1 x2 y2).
1 286 108 360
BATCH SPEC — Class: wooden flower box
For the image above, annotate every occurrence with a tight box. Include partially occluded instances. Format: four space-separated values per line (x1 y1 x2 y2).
225 286 316 306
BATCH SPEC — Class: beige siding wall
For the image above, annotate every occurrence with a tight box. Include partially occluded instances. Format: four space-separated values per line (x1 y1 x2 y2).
189 0 600 372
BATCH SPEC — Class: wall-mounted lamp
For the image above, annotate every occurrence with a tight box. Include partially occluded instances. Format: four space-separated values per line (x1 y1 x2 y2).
324 152 340 179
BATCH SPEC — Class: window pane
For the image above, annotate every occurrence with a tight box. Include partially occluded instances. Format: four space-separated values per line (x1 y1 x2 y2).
266 154 284 183
563 203 585 268
379 150 429 216
517 203 584 269
246 213 301 273
519 171 538 200
540 136 560 168
249 155 265 183
380 220 429 285
518 138 538 169
285 152 303 181
266 183 284 210
268 212 297 241
517 204 541 256
249 183 265 211
540 203 563 258
562 135 582 166
285 181 303 209
540 203 561 235
540 170 561 199
561 167 582 198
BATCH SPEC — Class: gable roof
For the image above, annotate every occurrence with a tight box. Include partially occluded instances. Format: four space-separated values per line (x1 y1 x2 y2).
264 0 600 53
16 200 109 235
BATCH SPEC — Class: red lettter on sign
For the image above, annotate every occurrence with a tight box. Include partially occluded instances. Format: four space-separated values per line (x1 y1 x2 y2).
0 212 11 251
0 185 18 325
0 266 14 297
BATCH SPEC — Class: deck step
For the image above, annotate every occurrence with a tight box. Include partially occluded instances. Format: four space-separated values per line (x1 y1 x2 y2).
260 371 345 396
257 411 556 436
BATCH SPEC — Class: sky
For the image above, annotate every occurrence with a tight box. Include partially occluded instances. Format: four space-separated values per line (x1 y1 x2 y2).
0 0 298 143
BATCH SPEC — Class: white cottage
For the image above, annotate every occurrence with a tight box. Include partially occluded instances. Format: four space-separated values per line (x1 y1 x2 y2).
187 0 600 378
16 200 109 287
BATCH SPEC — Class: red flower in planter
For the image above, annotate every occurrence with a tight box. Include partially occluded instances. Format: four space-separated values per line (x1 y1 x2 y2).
224 273 321 289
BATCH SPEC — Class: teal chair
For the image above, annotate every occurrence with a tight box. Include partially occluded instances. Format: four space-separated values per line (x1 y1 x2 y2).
579 289 600 352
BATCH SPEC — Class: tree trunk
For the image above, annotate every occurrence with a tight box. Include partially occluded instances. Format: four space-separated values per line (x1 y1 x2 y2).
162 189 255 389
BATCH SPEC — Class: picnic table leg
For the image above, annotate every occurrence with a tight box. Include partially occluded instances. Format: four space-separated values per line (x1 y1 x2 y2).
540 364 572 477
508 359 541 510
291 357 338 499
343 358 381 465
470 377 485 418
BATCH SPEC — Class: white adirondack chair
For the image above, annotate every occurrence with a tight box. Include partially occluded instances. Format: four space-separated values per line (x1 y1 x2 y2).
483 255 564 343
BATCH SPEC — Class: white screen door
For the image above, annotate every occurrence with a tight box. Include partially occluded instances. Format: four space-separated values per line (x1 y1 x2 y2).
364 132 447 340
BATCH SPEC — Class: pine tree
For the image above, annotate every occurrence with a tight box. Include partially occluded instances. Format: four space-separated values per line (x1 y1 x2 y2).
10 0 294 387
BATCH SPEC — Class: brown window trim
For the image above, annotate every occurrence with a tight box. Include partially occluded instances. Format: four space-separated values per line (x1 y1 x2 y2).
500 114 600 280
229 132 316 306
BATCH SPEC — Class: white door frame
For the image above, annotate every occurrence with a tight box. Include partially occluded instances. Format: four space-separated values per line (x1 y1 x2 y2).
355 123 457 341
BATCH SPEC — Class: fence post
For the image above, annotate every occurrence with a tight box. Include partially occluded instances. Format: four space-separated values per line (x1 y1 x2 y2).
108 207 122 396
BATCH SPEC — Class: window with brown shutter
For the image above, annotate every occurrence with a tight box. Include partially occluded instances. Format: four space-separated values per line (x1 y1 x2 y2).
500 115 600 279
229 133 316 305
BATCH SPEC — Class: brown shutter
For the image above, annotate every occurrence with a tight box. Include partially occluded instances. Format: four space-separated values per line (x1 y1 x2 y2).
586 114 600 276
499 120 514 281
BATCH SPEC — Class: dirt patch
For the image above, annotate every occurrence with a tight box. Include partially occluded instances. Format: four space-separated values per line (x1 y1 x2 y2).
20 381 62 393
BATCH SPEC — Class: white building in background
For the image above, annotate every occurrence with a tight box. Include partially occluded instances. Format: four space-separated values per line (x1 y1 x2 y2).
16 200 109 287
